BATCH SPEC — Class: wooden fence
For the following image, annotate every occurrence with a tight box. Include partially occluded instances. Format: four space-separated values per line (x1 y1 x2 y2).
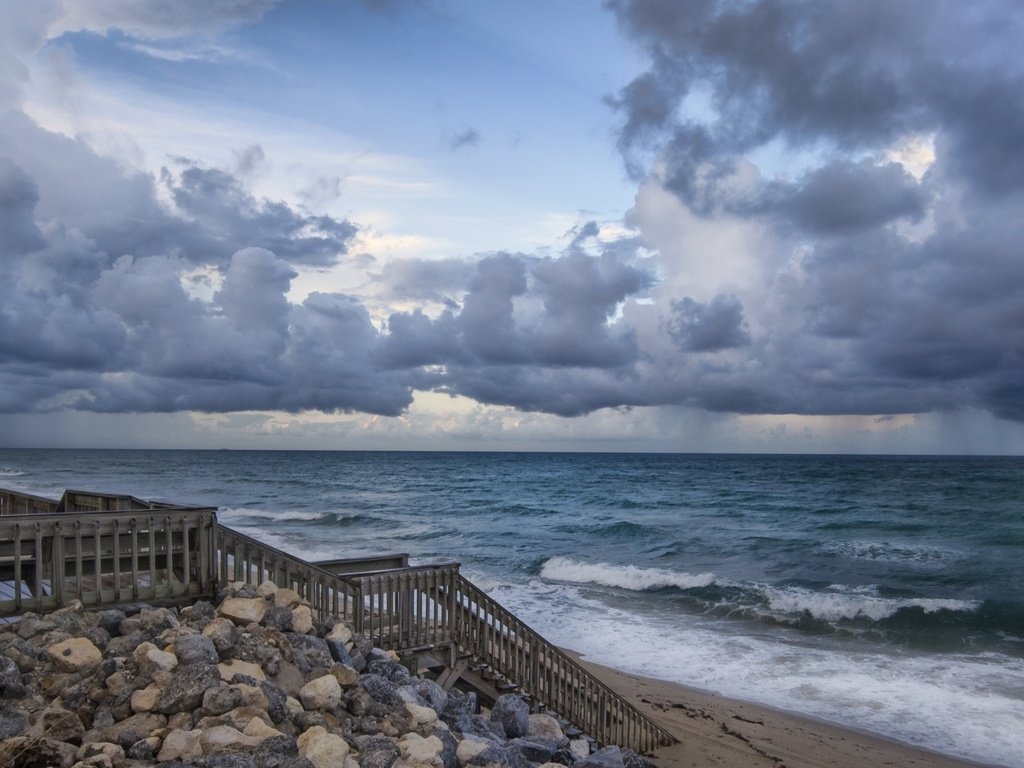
0 507 216 614
0 487 677 753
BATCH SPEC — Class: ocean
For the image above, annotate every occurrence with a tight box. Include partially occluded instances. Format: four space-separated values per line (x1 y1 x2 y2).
1 449 1022 766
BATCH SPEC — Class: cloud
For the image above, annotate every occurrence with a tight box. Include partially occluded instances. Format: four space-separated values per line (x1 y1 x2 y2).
603 0 1024 423
446 126 481 151
49 0 280 40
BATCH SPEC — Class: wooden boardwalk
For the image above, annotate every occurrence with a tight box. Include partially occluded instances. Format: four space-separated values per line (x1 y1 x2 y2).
0 486 677 754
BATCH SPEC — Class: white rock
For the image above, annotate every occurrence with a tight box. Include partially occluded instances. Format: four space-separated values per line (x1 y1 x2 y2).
130 683 162 713
527 713 566 743
158 728 203 761
396 732 444 768
219 596 267 625
298 725 350 768
257 580 279 598
244 717 283 740
291 605 314 634
455 735 491 766
201 724 261 752
325 623 353 644
274 587 303 608
299 674 342 710
405 702 439 726
47 638 102 672
570 738 592 760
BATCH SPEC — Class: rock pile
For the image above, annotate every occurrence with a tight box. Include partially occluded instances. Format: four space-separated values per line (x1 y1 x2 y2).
0 582 657 768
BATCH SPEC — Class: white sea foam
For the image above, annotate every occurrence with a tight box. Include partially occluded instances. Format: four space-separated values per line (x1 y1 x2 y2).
218 506 326 523
540 556 717 591
493 577 1024 768
759 583 980 622
0 468 27 477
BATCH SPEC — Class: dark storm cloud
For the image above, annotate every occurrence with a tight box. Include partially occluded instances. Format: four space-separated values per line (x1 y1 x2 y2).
165 158 357 266
669 295 750 352
607 0 1024 421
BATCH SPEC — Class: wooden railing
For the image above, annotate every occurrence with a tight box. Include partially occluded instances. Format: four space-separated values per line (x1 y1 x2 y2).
214 525 361 626
0 488 677 753
346 566 677 753
0 507 216 615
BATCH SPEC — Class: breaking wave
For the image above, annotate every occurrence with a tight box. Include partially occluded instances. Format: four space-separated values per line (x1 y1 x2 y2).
540 556 717 591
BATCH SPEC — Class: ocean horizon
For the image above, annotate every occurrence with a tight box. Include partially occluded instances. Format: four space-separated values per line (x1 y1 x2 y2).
2 448 1022 767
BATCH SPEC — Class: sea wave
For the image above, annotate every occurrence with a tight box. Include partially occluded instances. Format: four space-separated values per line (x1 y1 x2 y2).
0 468 27 477
218 506 327 523
540 556 717 591
758 583 981 623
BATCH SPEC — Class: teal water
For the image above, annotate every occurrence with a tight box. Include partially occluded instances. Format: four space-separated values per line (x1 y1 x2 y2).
2 450 1022 765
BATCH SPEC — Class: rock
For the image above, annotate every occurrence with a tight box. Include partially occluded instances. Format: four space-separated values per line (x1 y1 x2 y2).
297 724 350 768
220 658 267 682
527 713 568 746
130 682 162 713
274 588 303 609
252 734 301 768
127 736 161 760
360 673 400 706
204 683 246 715
490 694 529 739
456 735 491 766
2 736 77 768
97 609 127 637
0 656 26 698
244 717 283 740
299 674 342 710
396 732 444 768
0 705 29 738
432 726 458 768
220 597 268 626
258 581 280 599
569 739 591 761
201 723 263 752
326 638 354 666
106 630 146 658
204 617 242 657
28 705 85 743
621 749 656 768
508 738 555 764
132 641 178 675
159 727 204 761
285 634 332 676
263 607 294 632
156 662 220 714
47 637 102 673
413 679 447 713
175 633 220 666
577 746 626 768
94 711 167 749
330 663 360 688
355 734 400 768
291 606 314 634
76 741 124 765
405 701 439 726
325 623 352 645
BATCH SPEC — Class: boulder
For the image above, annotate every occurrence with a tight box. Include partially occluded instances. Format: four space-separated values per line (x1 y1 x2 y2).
297 724 350 768
220 597 268 626
220 658 267 682
175 633 220 666
490 694 529 739
158 727 204 761
396 732 445 768
156 662 220 714
47 637 102 673
298 674 342 711
577 746 626 768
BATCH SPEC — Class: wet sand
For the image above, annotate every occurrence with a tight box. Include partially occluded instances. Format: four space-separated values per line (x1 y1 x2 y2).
570 653 993 768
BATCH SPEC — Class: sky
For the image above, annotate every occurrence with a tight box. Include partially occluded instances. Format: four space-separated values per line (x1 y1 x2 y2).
1 0 1024 454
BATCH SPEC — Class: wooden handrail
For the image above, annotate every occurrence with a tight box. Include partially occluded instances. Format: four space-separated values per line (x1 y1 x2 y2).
0 507 216 615
0 488 676 753
214 525 361 626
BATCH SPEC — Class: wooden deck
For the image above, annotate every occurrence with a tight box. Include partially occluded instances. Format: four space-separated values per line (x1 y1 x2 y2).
0 486 677 754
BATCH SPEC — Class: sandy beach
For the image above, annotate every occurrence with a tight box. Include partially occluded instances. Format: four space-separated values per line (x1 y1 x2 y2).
571 653 991 768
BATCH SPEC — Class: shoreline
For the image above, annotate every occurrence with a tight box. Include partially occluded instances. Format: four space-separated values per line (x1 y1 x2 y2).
567 651 996 768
